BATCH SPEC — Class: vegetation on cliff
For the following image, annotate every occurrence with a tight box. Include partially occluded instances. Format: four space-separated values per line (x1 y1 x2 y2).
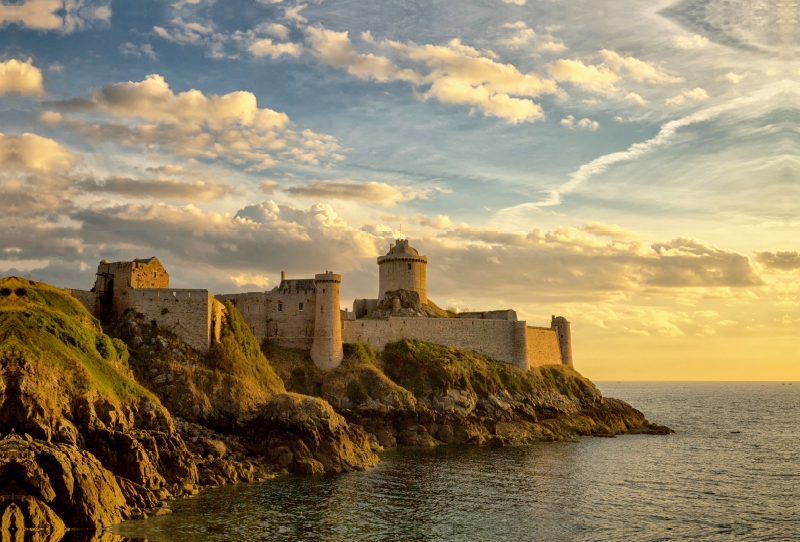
106 302 285 425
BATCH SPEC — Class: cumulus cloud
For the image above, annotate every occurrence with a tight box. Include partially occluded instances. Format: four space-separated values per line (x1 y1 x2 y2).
666 87 709 106
0 133 77 217
306 27 558 123
672 34 709 50
283 179 432 206
548 50 681 97
0 133 75 173
499 21 566 52
76 177 232 201
561 115 599 130
755 251 800 271
547 58 620 96
0 0 111 33
625 92 647 104
45 74 345 169
0 59 44 96
64 200 381 276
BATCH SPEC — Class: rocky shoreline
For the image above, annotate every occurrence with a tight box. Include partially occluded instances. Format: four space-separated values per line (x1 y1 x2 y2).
0 277 671 540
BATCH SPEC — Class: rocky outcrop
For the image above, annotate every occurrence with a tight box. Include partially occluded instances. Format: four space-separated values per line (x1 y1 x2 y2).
365 290 451 319
243 394 379 474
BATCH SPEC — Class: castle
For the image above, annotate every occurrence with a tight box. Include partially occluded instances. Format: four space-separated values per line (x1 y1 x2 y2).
68 240 573 371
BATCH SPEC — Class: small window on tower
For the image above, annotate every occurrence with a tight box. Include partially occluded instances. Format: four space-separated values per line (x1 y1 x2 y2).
278 303 284 312
408 263 412 270
322 289 325 293
153 271 157 278
299 302 304 311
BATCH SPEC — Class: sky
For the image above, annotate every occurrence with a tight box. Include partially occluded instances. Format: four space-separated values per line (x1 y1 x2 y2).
1 0 798 381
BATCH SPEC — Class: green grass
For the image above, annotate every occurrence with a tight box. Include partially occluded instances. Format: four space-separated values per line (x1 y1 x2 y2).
205 301 285 395
0 277 153 404
382 339 597 399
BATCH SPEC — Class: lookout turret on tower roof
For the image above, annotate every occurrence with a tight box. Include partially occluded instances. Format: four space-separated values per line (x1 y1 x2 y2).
377 239 427 304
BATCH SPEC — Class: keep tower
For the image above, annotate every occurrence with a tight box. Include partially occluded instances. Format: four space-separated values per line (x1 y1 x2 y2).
310 272 344 370
377 239 428 303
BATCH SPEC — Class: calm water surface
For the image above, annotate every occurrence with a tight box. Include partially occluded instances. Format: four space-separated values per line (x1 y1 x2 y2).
110 383 800 541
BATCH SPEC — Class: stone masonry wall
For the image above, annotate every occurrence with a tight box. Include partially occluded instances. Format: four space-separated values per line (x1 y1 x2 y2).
66 289 97 315
342 317 521 365
525 327 562 367
216 292 268 338
128 288 216 351
264 289 316 349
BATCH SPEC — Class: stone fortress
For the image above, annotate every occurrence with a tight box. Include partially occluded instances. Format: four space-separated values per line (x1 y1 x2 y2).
69 240 573 372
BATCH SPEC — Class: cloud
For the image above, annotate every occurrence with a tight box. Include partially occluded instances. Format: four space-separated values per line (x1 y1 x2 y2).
283 179 432 206
561 115 599 131
722 72 746 84
154 17 213 45
755 251 800 271
246 38 303 58
66 201 380 276
0 133 75 173
45 74 345 169
306 27 558 123
260 180 280 194
305 27 421 83
498 83 787 215
502 0 527 4
548 50 680 97
599 50 683 84
76 177 233 201
0 133 77 217
666 87 709 106
672 34 709 50
547 59 620 96
0 0 111 33
499 21 566 52
625 92 647 104
0 59 44 96
120 42 158 59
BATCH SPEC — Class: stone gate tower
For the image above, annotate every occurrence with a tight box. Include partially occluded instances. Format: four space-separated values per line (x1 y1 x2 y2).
378 239 428 303
310 272 344 370
551 316 573 367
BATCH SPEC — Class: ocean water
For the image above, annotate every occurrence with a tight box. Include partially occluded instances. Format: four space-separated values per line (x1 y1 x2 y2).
109 383 800 541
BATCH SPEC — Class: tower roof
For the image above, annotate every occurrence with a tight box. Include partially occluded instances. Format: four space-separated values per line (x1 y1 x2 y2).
378 239 427 263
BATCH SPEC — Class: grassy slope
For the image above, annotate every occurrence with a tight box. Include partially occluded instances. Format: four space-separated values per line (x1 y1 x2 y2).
267 339 595 408
0 277 153 405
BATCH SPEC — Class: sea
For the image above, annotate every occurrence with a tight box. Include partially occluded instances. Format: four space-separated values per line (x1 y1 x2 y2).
109 382 800 541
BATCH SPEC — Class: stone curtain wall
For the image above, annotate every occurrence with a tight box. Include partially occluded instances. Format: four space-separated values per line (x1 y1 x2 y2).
65 289 97 314
525 327 562 367
342 318 523 367
128 288 216 351
216 292 268 338
264 289 317 349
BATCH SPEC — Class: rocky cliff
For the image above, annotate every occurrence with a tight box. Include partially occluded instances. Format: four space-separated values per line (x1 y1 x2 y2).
0 278 377 537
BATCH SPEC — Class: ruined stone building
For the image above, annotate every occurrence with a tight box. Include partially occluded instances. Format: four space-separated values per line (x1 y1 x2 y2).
68 241 572 371
68 257 225 352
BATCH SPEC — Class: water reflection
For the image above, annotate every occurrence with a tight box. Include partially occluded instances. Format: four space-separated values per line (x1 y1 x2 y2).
108 383 800 542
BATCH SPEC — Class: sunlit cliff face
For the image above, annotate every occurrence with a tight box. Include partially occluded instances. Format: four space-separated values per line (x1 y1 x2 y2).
0 0 799 380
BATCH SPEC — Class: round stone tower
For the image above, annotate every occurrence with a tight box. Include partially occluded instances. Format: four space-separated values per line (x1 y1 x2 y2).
310 272 343 370
377 239 428 303
551 315 573 367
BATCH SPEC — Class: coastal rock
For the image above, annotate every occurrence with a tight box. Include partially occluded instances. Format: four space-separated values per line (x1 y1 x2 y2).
244 393 379 473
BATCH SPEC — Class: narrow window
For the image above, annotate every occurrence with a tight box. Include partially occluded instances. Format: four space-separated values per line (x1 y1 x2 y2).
322 289 325 293
284 289 287 294
299 302 304 311
408 263 412 270
321 304 324 313
278 303 284 312
153 271 157 278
